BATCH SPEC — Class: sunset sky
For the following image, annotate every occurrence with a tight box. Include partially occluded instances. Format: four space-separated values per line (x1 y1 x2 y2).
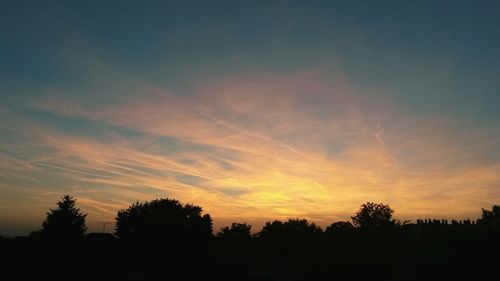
1 0 500 235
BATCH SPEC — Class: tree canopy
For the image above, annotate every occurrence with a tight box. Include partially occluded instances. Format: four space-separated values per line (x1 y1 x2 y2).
325 221 354 235
481 205 500 219
217 222 252 241
40 195 87 240
259 218 322 241
351 202 395 229
115 198 213 247
478 205 500 227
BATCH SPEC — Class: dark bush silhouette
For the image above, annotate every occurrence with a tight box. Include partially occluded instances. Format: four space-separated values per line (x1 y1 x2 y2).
351 202 395 229
217 222 252 240
215 222 254 272
325 221 354 234
482 205 500 218
478 205 500 226
259 218 322 240
114 198 214 278
115 198 213 248
37 195 87 240
258 218 323 258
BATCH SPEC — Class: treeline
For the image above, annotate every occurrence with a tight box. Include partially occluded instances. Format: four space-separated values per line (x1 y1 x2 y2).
2 196 500 281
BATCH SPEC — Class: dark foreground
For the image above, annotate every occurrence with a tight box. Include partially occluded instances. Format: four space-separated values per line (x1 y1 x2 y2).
2 223 499 281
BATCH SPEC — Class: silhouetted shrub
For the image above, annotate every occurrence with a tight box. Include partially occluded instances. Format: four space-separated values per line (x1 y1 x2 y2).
478 205 500 227
260 218 322 240
217 222 252 241
325 221 354 234
259 218 322 257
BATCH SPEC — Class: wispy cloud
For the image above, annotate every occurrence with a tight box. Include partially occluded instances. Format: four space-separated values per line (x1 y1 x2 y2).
1 64 499 234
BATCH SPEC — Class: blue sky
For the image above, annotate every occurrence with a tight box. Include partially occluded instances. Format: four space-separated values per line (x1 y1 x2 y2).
1 0 499 235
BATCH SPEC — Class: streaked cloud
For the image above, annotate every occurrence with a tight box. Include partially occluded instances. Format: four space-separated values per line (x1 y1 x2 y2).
1 1 499 235
1 62 499 234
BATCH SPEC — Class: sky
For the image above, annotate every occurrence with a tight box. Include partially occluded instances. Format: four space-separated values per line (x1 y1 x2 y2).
1 0 500 236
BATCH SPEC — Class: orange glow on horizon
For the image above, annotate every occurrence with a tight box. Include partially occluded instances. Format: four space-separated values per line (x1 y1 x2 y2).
1 71 498 234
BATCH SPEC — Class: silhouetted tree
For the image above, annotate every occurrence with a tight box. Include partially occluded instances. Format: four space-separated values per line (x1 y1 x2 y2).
216 222 253 268
480 205 500 220
39 195 87 240
259 218 322 254
351 202 395 229
260 218 322 239
115 198 212 248
217 222 252 241
478 205 500 227
9 196 500 280
325 221 354 234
